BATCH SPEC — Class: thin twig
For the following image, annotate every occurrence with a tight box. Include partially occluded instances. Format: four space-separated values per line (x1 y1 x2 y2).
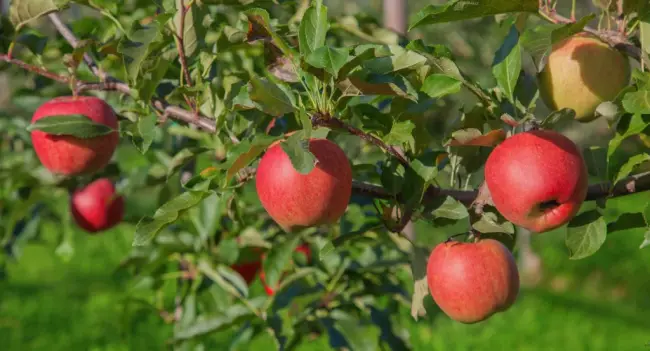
0 55 69 83
537 6 644 64
48 13 107 81
43 13 217 133
311 114 410 167
175 1 193 88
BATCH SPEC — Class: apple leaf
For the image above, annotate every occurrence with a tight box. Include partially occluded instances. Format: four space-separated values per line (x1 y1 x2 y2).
172 0 207 57
305 46 350 78
133 190 214 246
640 229 650 249
338 73 418 101
492 25 521 103
565 210 607 260
326 310 376 351
613 153 650 185
10 0 70 29
384 120 416 151
622 89 650 114
244 8 295 57
167 147 211 180
409 0 538 30
607 113 650 180
26 114 115 138
471 208 515 234
429 196 469 220
224 135 281 185
411 151 447 183
280 131 317 174
410 246 430 320
249 76 296 117
299 2 328 56
446 128 506 147
421 74 462 98
263 236 301 289
363 50 427 75
539 108 577 130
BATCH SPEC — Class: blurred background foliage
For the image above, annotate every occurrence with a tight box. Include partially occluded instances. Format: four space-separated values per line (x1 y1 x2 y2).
0 0 649 350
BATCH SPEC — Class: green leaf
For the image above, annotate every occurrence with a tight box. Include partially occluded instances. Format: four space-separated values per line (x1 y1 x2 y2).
492 25 521 102
411 151 445 183
608 114 650 180
421 74 462 98
566 210 607 260
118 23 171 85
167 147 211 180
262 236 301 288
248 76 296 117
244 8 295 57
430 196 469 220
305 46 350 78
471 210 515 234
384 120 416 150
27 115 115 138
540 108 577 130
328 310 376 351
224 135 280 184
640 229 650 249
133 191 213 246
363 50 427 75
172 0 207 57
298 109 313 139
280 131 316 174
135 114 157 154
622 89 650 114
299 2 328 56
613 153 650 184
173 304 255 341
410 246 430 320
409 0 538 30
10 0 70 29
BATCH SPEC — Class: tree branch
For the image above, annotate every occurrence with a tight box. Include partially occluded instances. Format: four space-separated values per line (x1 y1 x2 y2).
311 114 410 167
38 13 217 133
537 6 645 65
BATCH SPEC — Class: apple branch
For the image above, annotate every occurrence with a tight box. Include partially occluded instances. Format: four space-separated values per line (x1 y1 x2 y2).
537 5 645 65
311 113 410 167
34 13 218 133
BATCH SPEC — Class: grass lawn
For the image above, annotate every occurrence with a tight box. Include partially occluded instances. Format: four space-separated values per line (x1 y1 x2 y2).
1 220 649 350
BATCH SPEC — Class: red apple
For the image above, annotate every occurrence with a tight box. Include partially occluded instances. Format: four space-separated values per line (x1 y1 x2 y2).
538 33 630 122
31 96 119 176
231 261 262 284
255 138 352 232
427 239 520 324
484 130 588 233
71 178 124 233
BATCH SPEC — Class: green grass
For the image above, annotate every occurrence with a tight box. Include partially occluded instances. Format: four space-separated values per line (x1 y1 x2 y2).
1 220 649 350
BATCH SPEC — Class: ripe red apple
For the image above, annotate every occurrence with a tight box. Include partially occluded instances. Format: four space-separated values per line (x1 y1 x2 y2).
255 138 352 232
231 261 262 284
484 130 588 233
427 239 520 324
31 96 119 176
538 33 630 122
71 178 124 233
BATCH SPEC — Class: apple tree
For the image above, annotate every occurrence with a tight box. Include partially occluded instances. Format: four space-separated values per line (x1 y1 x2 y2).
0 0 649 349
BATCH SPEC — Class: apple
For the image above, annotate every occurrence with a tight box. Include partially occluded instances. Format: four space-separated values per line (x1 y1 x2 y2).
31 96 119 175
538 33 630 122
427 238 520 324
71 178 124 233
231 261 262 284
255 138 352 232
484 130 588 233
